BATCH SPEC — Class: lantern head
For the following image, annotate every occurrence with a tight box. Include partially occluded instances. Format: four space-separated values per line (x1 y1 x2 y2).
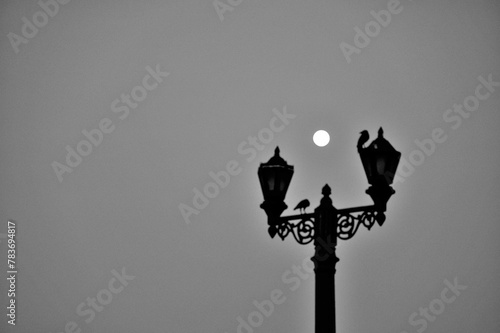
258 147 294 237
359 128 401 210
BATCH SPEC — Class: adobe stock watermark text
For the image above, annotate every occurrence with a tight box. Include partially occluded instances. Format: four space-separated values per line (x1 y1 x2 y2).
400 277 467 333
179 106 296 224
7 0 73 54
392 73 498 184
51 64 169 183
47 267 135 333
213 0 244 22
340 0 407 64
223 235 336 333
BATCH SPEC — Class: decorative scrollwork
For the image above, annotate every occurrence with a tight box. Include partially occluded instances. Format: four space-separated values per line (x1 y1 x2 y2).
337 210 378 240
273 206 384 244
276 217 315 244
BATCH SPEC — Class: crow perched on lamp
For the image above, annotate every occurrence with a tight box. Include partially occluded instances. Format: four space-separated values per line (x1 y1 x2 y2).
294 199 310 214
357 130 369 152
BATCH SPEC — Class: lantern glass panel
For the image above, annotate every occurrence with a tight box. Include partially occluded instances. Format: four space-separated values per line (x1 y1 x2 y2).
268 176 275 191
376 156 386 175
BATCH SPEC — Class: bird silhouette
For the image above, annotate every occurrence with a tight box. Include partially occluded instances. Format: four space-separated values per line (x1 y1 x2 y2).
357 130 369 151
294 199 310 214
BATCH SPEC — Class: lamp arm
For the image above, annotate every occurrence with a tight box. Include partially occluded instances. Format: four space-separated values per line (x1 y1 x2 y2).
271 204 386 243
337 205 384 240
275 212 316 244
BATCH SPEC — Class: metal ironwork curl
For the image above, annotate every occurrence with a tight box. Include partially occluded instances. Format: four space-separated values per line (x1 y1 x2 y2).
277 217 315 244
337 210 378 240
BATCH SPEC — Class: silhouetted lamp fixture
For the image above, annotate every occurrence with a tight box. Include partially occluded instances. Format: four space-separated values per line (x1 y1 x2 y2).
359 127 401 214
258 147 294 238
257 127 401 333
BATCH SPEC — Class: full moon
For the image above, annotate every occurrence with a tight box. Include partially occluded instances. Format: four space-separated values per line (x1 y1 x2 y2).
313 130 330 147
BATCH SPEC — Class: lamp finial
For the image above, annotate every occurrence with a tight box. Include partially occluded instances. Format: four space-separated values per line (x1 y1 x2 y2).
322 184 331 196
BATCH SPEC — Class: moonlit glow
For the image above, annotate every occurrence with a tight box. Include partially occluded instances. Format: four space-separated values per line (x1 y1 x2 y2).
313 130 330 147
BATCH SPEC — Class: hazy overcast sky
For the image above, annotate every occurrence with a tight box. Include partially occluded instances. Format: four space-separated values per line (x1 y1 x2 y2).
1 0 499 332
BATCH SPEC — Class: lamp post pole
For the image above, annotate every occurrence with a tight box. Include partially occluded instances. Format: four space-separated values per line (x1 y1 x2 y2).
313 185 338 333
257 128 401 333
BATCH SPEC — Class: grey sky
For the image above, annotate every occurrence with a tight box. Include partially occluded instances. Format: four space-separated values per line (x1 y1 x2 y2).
1 0 499 332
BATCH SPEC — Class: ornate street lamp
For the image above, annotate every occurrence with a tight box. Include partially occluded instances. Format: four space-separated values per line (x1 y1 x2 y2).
257 128 401 333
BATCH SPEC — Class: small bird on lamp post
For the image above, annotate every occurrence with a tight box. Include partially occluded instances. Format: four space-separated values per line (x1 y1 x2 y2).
357 130 369 151
294 199 310 214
